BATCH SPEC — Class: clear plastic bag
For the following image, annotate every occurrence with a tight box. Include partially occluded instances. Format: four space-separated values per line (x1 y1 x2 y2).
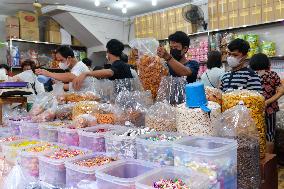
156 76 187 106
56 103 75 121
145 101 176 132
213 105 260 189
94 79 115 103
62 91 100 103
72 114 97 129
28 93 53 117
222 89 266 159
95 103 115 124
205 87 222 105
32 98 58 122
72 101 99 120
130 38 169 99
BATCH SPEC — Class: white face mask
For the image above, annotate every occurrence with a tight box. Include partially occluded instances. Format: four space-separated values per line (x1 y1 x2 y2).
59 61 69 70
227 56 242 68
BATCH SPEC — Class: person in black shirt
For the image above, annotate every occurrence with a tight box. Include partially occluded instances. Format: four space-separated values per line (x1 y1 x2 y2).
73 39 133 90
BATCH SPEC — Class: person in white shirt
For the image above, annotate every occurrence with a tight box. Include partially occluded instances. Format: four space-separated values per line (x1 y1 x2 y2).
35 46 90 90
201 51 225 88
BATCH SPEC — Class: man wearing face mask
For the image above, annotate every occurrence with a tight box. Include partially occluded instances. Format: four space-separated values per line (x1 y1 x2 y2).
220 38 262 92
35 46 90 85
72 39 133 90
157 31 199 83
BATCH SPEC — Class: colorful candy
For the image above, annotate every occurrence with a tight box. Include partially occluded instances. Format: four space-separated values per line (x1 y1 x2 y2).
46 148 85 160
24 144 59 153
0 136 21 143
145 134 182 142
10 140 39 148
75 156 117 167
153 178 190 189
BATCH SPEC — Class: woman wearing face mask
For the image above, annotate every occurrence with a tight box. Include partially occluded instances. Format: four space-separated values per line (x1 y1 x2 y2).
35 46 90 85
220 38 263 93
157 31 199 83
72 39 133 90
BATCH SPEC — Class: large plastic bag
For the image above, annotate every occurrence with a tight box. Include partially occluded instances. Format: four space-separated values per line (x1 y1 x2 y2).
156 76 187 106
72 114 97 129
3 164 39 189
28 93 53 117
72 101 99 120
145 101 176 132
205 87 222 105
95 103 116 124
31 98 58 122
213 105 260 189
56 103 75 120
222 89 266 159
130 38 169 99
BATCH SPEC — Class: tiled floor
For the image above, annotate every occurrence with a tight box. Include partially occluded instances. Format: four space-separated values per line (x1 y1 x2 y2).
280 166 284 189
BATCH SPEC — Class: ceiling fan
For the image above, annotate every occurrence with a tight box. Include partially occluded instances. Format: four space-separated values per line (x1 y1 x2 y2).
5 0 65 15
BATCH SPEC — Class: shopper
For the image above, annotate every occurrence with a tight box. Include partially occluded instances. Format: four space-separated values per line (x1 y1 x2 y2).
249 53 284 144
82 58 92 70
35 46 90 83
72 39 133 90
220 38 262 93
201 51 225 88
157 31 199 83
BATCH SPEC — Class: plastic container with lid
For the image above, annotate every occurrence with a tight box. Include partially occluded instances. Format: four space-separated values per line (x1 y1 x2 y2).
19 122 39 139
0 135 23 152
65 153 118 188
58 127 79 146
39 146 91 188
39 121 70 142
78 124 124 152
136 132 185 166
173 136 238 189
1 139 41 163
136 167 211 189
19 143 62 177
96 159 159 189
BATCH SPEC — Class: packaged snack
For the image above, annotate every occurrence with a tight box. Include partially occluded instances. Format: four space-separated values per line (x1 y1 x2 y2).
261 41 276 57
95 103 115 125
205 87 222 105
72 101 99 120
56 103 75 120
73 114 97 129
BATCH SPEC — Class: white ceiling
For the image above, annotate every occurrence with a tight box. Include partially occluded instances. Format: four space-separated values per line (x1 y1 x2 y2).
0 0 191 17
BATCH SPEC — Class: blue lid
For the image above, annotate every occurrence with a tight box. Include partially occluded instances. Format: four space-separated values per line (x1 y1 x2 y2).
185 82 211 113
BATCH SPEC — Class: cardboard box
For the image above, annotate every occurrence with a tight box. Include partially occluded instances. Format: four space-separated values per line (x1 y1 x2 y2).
20 27 39 41
167 9 176 23
184 23 197 34
6 26 19 39
46 19 60 31
168 23 177 34
72 37 82 46
218 0 228 14
5 16 19 27
228 0 238 11
17 11 38 28
160 12 168 26
208 0 218 16
209 14 219 30
250 0 262 7
250 6 262 25
262 0 274 5
262 3 275 22
175 7 184 22
228 10 239 28
219 12 229 29
45 30 61 43
146 15 153 28
260 154 278 189
239 0 250 9
153 13 161 26
239 8 250 26
275 1 284 20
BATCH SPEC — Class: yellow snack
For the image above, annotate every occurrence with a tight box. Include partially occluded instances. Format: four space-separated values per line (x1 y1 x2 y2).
72 101 99 120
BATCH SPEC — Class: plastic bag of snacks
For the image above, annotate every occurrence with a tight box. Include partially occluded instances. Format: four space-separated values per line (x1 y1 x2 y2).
115 91 152 127
246 34 259 49
261 41 276 57
214 105 260 189
94 79 115 103
60 91 100 104
73 114 97 129
222 89 266 159
56 103 75 120
32 98 58 123
95 103 115 125
72 101 99 120
29 93 53 116
145 102 177 132
129 38 169 99
156 76 187 106
205 87 222 105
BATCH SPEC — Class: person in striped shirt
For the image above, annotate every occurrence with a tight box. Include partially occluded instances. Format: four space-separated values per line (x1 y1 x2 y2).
220 39 263 93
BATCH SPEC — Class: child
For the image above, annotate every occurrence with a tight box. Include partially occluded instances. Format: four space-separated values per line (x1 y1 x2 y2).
249 53 284 144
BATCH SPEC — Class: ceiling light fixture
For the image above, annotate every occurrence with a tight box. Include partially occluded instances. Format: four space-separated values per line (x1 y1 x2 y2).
107 7 111 11
152 0 157 6
122 4 127 14
94 0 100 7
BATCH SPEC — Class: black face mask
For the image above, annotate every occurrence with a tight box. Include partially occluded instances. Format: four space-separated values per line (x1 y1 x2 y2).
170 49 183 61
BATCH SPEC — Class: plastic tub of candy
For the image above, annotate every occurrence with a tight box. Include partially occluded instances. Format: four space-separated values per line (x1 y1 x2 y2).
39 121 70 142
58 127 79 146
105 128 154 159
19 122 39 139
6 117 31 135
0 135 23 152
136 167 211 189
1 139 40 163
96 159 159 189
19 143 62 177
136 132 185 166
78 125 124 152
65 153 118 187
39 146 91 188
173 136 238 189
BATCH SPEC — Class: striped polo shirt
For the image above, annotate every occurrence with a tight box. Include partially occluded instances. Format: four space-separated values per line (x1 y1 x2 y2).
220 67 263 93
